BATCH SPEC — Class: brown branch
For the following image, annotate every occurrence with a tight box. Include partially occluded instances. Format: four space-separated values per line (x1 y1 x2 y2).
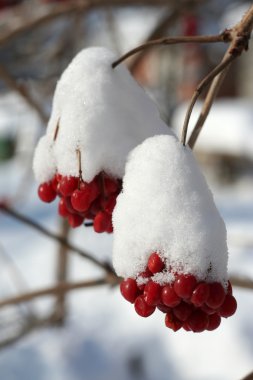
112 33 228 68
129 8 182 74
185 4 253 146
187 54 231 148
0 204 115 275
230 276 253 291
0 277 118 308
240 371 253 380
180 54 235 145
0 64 48 124
0 0 180 48
53 218 70 325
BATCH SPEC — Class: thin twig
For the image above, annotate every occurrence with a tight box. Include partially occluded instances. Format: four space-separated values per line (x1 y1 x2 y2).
230 276 253 291
180 54 236 145
240 371 253 380
54 218 70 325
129 7 182 73
184 4 253 146
112 33 229 68
0 204 115 275
0 64 47 124
0 0 179 48
187 56 231 148
0 278 115 308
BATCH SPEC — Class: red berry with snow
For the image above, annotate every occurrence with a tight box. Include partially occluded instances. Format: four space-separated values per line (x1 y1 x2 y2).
120 278 138 304
147 252 164 274
134 295 156 317
218 294 237 318
58 198 70 217
38 182 56 203
174 274 197 300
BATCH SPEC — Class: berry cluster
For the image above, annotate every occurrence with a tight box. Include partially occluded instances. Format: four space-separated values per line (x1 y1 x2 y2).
38 172 121 232
120 252 237 333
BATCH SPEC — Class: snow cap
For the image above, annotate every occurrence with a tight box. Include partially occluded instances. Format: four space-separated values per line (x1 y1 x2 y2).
113 134 228 284
33 47 174 183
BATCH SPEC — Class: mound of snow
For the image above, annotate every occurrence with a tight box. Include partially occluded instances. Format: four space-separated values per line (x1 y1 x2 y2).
33 47 174 183
113 134 228 284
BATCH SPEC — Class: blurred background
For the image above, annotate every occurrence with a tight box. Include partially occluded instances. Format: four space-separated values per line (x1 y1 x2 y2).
0 0 252 379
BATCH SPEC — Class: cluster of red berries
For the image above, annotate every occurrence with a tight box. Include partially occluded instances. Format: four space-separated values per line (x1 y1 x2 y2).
120 252 237 333
37 172 121 233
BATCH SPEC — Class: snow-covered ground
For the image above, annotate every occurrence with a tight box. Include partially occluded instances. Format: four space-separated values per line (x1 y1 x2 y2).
0 143 253 380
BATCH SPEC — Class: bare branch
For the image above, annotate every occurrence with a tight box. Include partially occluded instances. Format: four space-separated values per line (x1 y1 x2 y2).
112 33 228 68
240 371 253 380
180 54 235 145
0 0 181 48
188 6 253 149
230 276 253 291
0 65 48 124
0 204 115 274
0 278 117 308
53 219 70 325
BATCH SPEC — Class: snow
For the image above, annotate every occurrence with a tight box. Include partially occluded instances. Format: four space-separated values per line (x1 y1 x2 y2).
172 99 253 158
113 134 228 284
1 153 253 380
33 47 174 184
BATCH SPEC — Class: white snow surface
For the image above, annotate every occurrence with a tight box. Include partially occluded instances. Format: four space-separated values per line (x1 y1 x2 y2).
113 135 228 283
33 47 173 183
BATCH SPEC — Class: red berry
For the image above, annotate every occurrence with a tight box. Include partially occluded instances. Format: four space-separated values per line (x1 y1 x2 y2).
206 282 226 309
191 283 210 307
201 304 216 315
120 278 138 303
165 310 182 332
147 252 165 274
139 268 152 279
58 198 69 217
173 302 193 322
80 180 100 203
68 214 84 228
64 196 76 214
105 220 113 233
157 304 171 313
93 211 111 233
38 182 56 203
51 174 59 192
183 322 191 331
59 176 78 196
174 274 197 299
144 281 162 306
161 285 181 307
187 310 209 332
100 195 117 214
226 280 233 295
218 295 237 318
71 189 91 212
134 295 156 317
206 313 221 331
103 175 119 195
